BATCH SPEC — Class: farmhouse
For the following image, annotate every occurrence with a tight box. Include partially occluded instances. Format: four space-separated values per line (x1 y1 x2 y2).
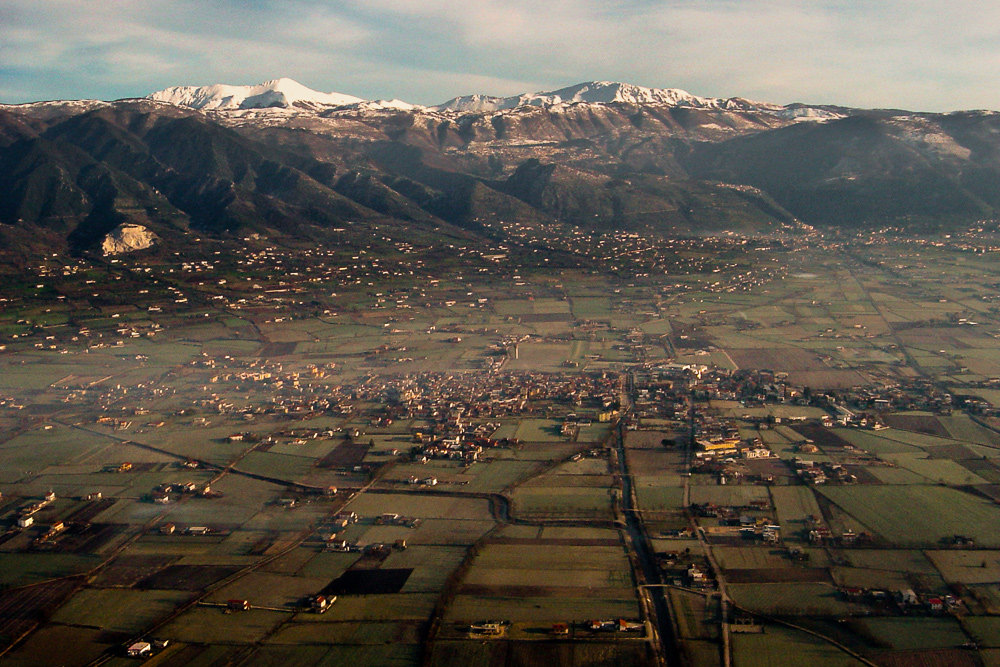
126 641 151 657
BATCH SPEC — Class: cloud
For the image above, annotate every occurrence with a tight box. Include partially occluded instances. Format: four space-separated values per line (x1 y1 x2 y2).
1 0 999 110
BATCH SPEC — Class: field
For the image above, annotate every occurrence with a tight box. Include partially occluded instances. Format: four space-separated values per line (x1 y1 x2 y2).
817 485 1000 546
445 542 639 625
732 625 864 667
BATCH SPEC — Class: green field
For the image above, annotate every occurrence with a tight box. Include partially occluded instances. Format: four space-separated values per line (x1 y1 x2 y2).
817 485 1000 546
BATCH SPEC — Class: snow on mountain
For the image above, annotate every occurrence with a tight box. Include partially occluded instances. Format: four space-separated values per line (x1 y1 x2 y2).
147 78 364 111
141 77 843 123
433 93 512 113
432 81 844 121
350 98 422 112
434 81 746 112
771 105 845 122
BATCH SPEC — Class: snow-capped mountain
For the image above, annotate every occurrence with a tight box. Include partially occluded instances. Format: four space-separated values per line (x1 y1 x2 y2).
148 78 364 111
3 74 997 257
142 77 844 123
435 81 764 113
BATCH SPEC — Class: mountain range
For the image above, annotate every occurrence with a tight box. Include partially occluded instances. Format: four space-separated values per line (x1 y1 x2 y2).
1 78 998 256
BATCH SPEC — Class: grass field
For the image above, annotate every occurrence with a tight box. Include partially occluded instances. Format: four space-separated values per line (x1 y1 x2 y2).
855 617 969 650
817 485 1000 546
926 550 1000 585
51 588 192 633
732 624 865 666
728 582 864 616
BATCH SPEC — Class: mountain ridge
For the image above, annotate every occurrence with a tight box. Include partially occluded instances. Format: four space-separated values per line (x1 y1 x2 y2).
135 78 846 121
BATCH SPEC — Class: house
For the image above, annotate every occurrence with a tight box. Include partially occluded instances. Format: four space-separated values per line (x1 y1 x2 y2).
310 595 335 613
126 641 152 657
842 587 865 601
326 539 351 552
469 621 504 635
618 619 644 632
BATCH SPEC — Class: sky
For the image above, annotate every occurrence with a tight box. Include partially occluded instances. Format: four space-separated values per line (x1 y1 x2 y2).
1 0 999 111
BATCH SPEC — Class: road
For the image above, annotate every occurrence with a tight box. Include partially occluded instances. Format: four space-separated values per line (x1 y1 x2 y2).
614 417 680 666
684 390 731 667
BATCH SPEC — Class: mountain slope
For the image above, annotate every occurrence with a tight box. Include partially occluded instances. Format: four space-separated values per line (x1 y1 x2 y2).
684 113 997 226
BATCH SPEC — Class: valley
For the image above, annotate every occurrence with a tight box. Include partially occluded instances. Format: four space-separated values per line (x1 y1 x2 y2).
2 226 1000 665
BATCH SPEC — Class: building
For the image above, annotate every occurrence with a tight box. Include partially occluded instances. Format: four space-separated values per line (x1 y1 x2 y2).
310 595 335 613
126 641 151 657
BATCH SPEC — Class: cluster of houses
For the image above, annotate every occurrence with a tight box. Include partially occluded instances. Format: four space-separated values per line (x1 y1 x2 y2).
690 501 781 543
15 490 57 529
149 481 214 505
321 511 408 553
655 549 717 589
158 524 216 536
581 618 645 633
792 458 858 485
374 513 420 528
840 586 962 614
805 516 869 546
354 370 623 423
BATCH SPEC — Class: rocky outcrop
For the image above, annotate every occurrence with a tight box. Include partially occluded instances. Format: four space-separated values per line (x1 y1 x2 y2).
101 223 158 255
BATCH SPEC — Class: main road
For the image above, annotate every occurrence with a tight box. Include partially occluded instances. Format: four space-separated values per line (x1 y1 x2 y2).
614 409 681 665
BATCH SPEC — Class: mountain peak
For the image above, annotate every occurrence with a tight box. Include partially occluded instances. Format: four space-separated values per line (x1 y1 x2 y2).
147 78 365 111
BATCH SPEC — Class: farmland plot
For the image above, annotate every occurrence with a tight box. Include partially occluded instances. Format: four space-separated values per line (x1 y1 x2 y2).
817 485 1000 547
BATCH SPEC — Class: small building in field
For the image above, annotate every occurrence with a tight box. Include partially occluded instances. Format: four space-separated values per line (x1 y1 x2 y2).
126 641 151 657
310 595 335 613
